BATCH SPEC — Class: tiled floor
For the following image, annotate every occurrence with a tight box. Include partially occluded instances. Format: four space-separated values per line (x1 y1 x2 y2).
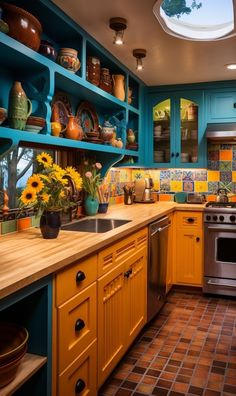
98 289 236 396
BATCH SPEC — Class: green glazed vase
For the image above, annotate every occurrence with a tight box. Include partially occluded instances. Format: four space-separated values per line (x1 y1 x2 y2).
85 196 99 216
8 81 32 130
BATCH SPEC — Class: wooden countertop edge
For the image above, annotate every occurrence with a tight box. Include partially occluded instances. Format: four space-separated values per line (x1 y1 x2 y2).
0 202 205 300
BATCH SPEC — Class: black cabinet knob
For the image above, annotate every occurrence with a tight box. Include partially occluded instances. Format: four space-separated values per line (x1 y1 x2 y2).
176 152 179 158
124 268 132 278
76 271 86 283
196 237 200 242
75 318 85 332
171 152 175 158
187 217 194 223
75 379 86 394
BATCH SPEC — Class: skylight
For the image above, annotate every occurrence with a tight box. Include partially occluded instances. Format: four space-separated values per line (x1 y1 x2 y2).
153 0 235 41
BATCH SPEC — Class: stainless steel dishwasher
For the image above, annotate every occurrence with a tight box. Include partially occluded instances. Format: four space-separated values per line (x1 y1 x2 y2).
147 216 170 321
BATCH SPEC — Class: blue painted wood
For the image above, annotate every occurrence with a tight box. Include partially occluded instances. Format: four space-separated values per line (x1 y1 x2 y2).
206 88 236 122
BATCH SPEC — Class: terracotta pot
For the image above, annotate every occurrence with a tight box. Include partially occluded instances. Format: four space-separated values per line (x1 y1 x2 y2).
57 48 81 73
112 74 125 101
0 2 42 51
65 115 83 140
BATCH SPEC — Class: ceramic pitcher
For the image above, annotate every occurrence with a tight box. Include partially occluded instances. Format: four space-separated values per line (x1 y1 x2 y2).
112 74 125 101
8 81 32 130
65 115 83 140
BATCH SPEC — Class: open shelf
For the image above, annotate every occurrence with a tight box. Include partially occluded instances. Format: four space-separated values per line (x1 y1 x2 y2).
0 354 47 396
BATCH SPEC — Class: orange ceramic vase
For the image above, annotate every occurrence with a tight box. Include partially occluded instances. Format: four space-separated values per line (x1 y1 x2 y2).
65 115 83 140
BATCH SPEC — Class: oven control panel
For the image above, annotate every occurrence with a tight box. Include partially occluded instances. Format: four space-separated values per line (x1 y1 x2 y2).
204 212 236 223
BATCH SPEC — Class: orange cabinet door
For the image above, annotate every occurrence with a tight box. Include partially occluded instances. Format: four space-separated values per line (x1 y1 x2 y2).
58 339 97 396
97 263 125 387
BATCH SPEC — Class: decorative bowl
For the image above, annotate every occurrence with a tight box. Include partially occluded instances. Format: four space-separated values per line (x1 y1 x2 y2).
26 116 45 128
0 2 42 51
25 125 43 133
57 48 81 73
0 322 28 365
0 345 27 388
0 107 7 125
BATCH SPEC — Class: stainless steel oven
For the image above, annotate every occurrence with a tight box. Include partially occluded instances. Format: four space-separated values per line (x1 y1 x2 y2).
204 202 236 296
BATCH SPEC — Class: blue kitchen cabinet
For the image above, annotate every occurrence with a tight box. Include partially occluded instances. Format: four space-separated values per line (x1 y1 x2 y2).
146 89 206 168
0 276 53 396
206 88 236 123
0 0 144 173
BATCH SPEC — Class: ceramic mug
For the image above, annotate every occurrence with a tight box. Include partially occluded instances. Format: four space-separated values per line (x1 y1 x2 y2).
51 122 64 137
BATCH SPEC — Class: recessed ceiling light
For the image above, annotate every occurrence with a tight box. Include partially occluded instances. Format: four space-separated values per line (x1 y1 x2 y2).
226 63 236 69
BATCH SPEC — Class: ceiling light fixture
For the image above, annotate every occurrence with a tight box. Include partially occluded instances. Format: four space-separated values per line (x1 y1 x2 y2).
226 63 236 69
133 49 147 71
109 17 127 45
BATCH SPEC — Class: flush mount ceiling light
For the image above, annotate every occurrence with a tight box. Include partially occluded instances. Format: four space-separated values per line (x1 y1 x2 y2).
133 49 147 71
109 17 127 45
226 63 236 69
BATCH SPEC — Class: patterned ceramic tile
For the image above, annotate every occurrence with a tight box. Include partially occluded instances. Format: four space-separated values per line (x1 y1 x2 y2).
208 150 219 161
219 182 232 191
194 170 207 181
153 180 160 191
183 181 194 192
220 171 232 182
170 170 182 181
132 170 145 179
219 161 232 171
160 170 170 180
170 181 182 192
232 171 236 182
208 160 220 170
182 171 194 181
220 144 231 150
207 171 220 182
231 182 236 193
160 180 170 192
233 151 236 160
158 193 173 201
208 143 220 151
194 181 208 193
17 217 31 231
208 182 219 193
120 169 132 183
219 150 232 161
233 161 236 170
1 219 17 234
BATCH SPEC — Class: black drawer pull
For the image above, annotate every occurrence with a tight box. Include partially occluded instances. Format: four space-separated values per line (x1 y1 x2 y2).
176 152 179 158
187 217 194 223
171 152 175 158
196 237 200 242
75 318 85 332
75 378 86 394
124 268 132 278
76 271 86 283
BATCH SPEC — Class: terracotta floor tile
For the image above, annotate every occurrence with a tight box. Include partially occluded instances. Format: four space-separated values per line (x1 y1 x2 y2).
172 381 189 393
135 383 154 394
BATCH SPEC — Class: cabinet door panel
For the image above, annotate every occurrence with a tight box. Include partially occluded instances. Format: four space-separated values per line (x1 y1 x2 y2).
206 90 236 122
58 283 97 373
124 248 147 346
58 340 97 396
97 263 125 387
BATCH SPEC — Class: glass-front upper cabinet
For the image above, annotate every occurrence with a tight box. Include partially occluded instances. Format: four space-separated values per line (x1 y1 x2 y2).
148 90 206 168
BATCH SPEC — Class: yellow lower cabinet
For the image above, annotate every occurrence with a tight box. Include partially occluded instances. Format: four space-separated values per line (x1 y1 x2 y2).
58 282 97 374
97 262 125 388
175 227 203 286
58 339 97 396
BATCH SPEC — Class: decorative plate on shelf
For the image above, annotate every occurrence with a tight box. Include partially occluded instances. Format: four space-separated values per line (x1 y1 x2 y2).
76 101 99 133
51 92 72 126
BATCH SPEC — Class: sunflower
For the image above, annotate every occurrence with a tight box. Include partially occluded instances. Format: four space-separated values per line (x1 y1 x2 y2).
27 174 44 193
20 188 37 205
66 166 83 189
40 193 50 203
52 164 65 175
52 172 68 184
37 152 53 168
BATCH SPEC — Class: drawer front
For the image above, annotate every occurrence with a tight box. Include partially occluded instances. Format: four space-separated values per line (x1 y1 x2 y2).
98 227 148 277
58 282 97 373
58 339 97 396
176 212 202 228
55 255 97 305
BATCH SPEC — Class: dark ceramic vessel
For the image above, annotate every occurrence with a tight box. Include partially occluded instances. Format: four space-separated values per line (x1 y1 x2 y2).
39 40 57 61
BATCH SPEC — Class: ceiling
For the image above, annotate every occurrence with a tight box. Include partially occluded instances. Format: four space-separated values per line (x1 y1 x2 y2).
53 0 236 86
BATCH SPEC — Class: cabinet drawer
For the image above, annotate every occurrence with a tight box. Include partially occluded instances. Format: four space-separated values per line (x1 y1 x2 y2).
176 212 202 228
58 282 97 373
58 339 97 396
98 227 148 277
55 255 97 305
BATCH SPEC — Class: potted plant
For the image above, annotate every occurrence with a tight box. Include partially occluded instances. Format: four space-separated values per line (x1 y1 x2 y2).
82 160 103 216
19 152 82 238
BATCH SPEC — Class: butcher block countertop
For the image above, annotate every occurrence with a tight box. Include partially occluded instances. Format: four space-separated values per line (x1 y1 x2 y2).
0 202 205 300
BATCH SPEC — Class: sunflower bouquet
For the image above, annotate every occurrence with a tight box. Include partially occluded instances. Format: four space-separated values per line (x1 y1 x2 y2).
20 152 82 214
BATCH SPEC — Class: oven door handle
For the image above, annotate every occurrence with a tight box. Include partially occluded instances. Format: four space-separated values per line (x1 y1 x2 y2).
207 226 236 232
207 280 236 288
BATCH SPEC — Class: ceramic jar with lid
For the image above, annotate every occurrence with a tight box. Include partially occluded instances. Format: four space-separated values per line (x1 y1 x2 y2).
57 48 81 73
86 56 100 86
100 120 114 144
99 68 112 93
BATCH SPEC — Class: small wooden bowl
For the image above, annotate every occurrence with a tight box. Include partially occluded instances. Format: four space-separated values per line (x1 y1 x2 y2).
0 345 27 388
0 322 28 365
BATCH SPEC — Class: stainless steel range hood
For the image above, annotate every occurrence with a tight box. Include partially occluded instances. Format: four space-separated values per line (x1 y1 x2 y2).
206 123 236 142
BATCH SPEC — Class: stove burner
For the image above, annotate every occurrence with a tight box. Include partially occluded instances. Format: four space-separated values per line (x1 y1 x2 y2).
206 201 236 208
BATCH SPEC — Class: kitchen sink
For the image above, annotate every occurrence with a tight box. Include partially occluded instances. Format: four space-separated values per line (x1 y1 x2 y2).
61 218 131 233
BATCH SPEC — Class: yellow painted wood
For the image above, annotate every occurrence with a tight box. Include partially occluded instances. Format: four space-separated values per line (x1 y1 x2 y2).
176 211 202 228
124 247 147 347
58 339 97 396
97 262 125 387
98 227 147 277
166 214 173 293
58 282 97 374
55 254 97 306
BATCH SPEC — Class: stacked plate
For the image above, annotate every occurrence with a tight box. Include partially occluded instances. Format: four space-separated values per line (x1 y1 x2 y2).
26 116 46 133
154 150 164 162
181 152 189 163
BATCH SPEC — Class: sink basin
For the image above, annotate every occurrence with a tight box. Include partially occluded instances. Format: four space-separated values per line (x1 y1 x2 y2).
61 218 131 233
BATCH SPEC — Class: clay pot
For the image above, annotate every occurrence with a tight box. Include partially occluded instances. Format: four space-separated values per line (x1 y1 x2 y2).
65 115 83 140
39 40 57 61
86 56 100 86
57 48 81 73
0 2 42 51
112 74 125 101
127 129 135 144
0 107 7 125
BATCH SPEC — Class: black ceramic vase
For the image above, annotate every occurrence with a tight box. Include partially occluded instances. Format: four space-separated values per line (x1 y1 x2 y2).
40 211 61 239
